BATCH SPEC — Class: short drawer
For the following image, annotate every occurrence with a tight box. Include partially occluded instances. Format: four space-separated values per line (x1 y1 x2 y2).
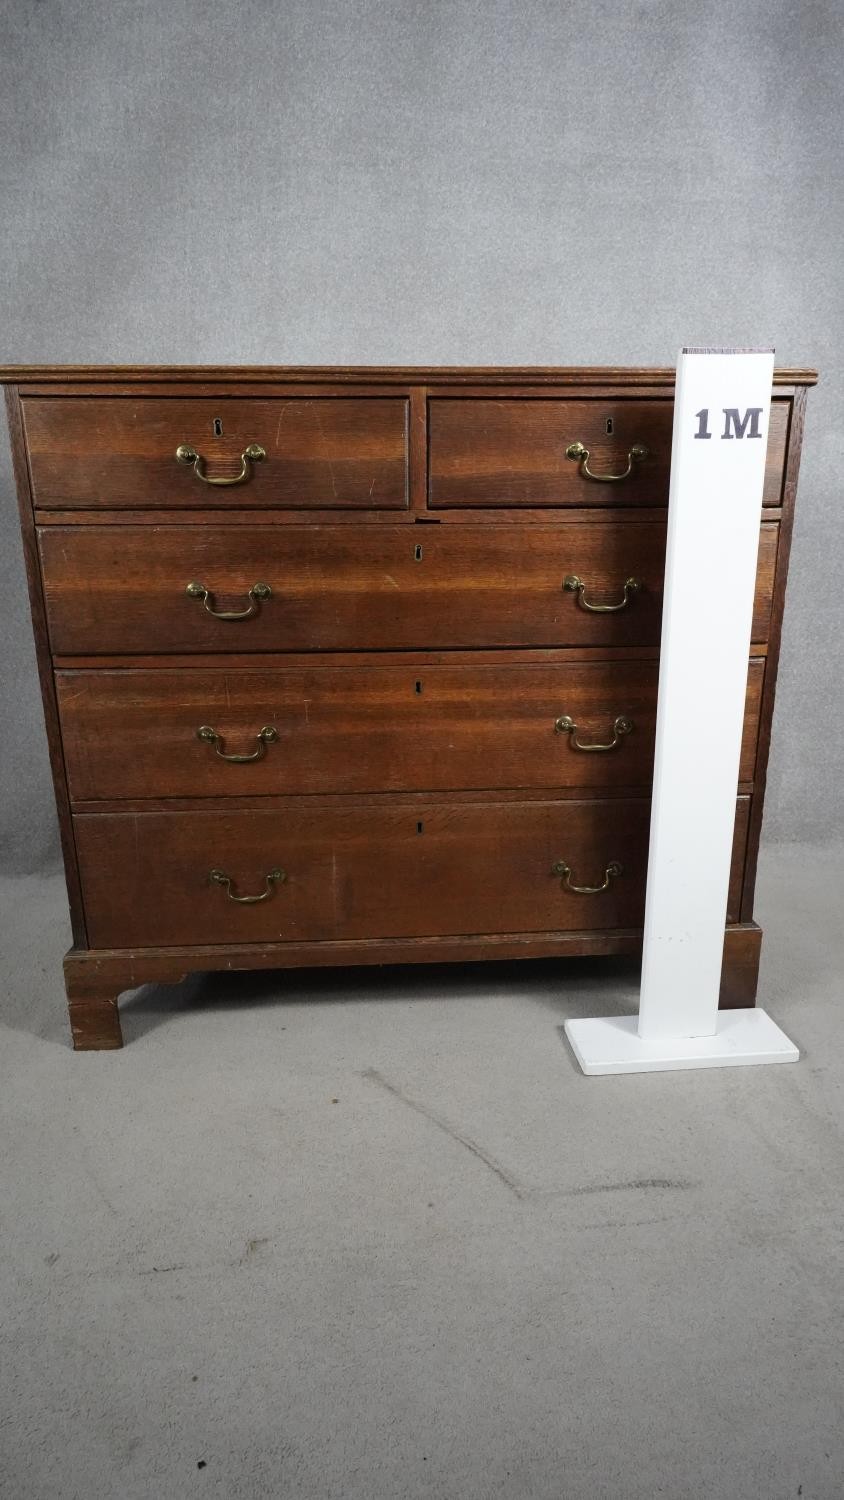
39 524 779 653
428 397 790 508
74 798 751 949
22 397 409 510
57 659 765 801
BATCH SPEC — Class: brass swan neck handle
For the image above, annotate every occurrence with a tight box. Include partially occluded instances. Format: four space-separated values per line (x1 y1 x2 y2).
555 714 633 752
209 867 285 903
176 442 266 486
563 575 642 613
197 725 279 763
565 441 648 483
552 859 623 895
186 581 272 621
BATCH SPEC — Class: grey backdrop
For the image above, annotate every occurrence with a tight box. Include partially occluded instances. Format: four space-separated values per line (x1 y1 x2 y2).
1 0 842 873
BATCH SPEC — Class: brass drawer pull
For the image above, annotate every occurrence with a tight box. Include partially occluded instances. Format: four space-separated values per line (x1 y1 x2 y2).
565 441 648 482
552 859 623 894
197 724 279 763
555 714 633 751
176 442 266 486
209 867 285 903
186 580 272 621
563 574 641 613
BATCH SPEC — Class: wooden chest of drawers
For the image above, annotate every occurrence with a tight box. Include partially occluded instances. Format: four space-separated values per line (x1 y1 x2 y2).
2 365 815 1049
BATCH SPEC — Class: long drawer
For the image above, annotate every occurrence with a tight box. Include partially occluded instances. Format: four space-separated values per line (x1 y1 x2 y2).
73 798 751 949
40 524 779 654
23 396 410 510
57 659 765 801
428 397 790 508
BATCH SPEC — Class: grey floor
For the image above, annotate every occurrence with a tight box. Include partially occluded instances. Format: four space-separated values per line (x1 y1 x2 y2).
1 841 843 1500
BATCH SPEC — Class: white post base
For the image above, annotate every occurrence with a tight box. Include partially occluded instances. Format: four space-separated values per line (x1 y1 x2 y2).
565 1007 799 1076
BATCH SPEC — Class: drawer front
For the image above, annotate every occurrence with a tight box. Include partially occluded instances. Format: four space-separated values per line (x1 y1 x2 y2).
74 798 751 949
428 397 789 508
23 397 409 510
39 524 778 653
57 660 765 801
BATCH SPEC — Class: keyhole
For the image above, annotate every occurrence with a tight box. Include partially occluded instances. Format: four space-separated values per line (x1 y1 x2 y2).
414 543 423 562
605 417 614 435
414 680 423 695
416 821 424 834
213 417 223 437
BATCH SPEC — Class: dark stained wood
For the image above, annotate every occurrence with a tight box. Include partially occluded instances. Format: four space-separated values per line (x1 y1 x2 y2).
23 396 409 510
429 397 789 509
740 389 806 921
430 398 673 508
31 504 685 528
66 787 757 815
65 933 649 990
64 934 653 1047
718 924 763 1009
3 389 88 946
38 521 779 654
53 645 669 669
63 960 125 1049
56 658 764 802
0 365 818 388
72 796 750 951
74 799 655 948
1 364 812 1047
763 400 791 505
60 909 759 1046
408 385 428 513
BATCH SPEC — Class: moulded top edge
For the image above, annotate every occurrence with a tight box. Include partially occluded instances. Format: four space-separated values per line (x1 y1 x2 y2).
0 364 819 387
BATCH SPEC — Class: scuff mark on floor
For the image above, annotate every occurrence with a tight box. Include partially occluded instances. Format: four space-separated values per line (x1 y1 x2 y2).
567 1178 696 1196
238 1236 271 1264
361 1067 526 1199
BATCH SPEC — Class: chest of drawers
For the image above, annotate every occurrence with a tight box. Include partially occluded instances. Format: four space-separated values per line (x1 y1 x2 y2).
2 365 815 1049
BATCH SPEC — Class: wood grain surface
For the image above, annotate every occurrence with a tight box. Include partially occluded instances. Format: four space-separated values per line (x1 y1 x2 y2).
1 364 818 387
23 396 409 510
428 397 789 508
73 797 751 950
39 521 779 654
0 364 813 1046
57 658 765 801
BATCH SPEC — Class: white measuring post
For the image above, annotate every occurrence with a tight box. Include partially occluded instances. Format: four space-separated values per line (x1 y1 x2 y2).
565 347 799 1075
